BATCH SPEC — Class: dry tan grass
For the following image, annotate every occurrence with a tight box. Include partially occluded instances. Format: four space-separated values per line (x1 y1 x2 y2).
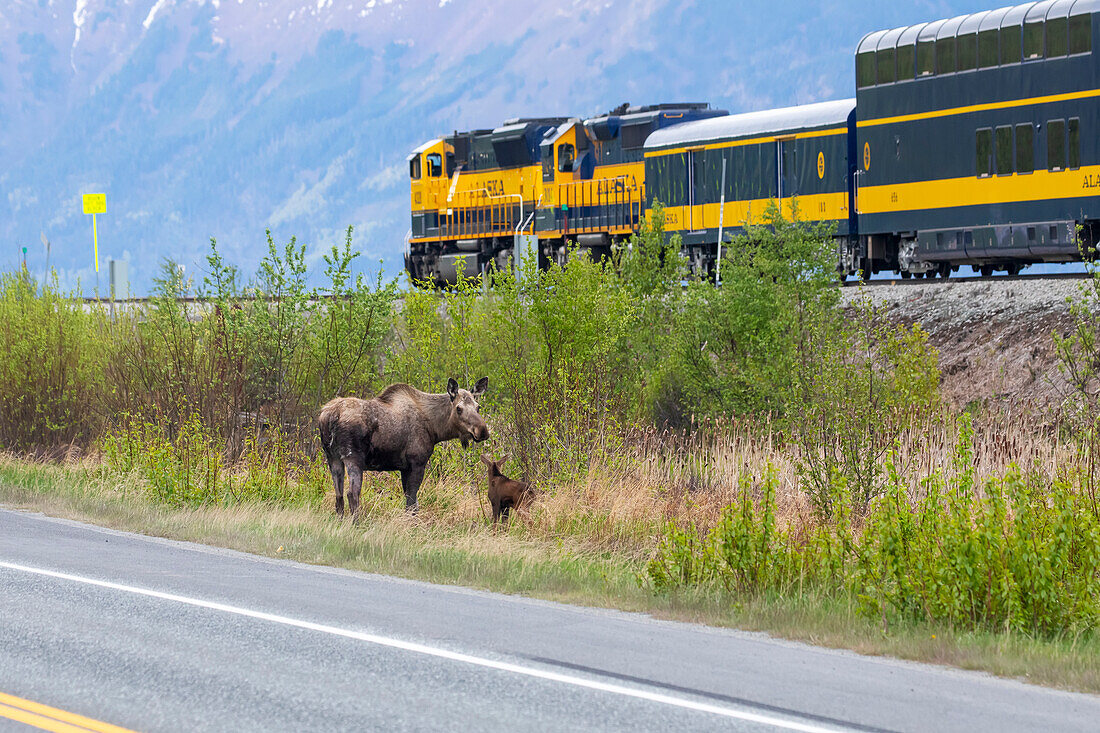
316 410 1074 562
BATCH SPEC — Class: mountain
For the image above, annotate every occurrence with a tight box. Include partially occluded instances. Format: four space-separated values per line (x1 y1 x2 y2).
0 0 994 294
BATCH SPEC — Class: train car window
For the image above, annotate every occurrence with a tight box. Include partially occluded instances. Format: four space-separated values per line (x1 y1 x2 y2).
1047 16 1068 56
978 28 999 67
936 37 957 73
1015 123 1034 173
877 48 896 84
666 153 687 207
1069 118 1081 168
1047 119 1066 171
557 143 575 173
1023 21 1044 58
856 51 877 88
409 156 422 180
917 40 935 75
976 128 993 177
1000 25 1022 64
1069 14 1091 54
958 32 978 70
426 153 442 177
897 44 916 80
995 126 1013 175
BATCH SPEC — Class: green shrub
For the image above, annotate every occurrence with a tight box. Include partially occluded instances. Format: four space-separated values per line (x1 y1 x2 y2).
859 415 1100 635
647 415 1100 636
0 270 110 450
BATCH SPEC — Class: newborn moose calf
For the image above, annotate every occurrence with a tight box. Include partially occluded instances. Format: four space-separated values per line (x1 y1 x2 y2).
480 454 536 525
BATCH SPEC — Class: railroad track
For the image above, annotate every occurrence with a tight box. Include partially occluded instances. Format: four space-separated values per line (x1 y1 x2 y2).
842 271 1093 287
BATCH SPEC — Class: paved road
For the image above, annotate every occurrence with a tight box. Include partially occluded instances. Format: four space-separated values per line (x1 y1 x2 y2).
1 508 1098 732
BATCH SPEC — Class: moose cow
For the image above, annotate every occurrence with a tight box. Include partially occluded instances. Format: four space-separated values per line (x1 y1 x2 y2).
318 377 489 516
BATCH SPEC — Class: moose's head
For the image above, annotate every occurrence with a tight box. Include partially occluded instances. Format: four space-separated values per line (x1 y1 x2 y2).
447 376 489 447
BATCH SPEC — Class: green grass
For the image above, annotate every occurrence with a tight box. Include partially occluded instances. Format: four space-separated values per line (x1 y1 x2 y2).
2 456 1099 695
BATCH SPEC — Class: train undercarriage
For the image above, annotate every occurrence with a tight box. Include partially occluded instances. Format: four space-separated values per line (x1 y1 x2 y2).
406 219 1100 286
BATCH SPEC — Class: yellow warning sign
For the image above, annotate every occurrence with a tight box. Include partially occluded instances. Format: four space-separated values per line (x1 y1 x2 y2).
82 193 106 215
82 193 106 273
817 152 825 179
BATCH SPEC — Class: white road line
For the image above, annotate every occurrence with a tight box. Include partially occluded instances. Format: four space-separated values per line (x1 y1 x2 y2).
0 560 846 732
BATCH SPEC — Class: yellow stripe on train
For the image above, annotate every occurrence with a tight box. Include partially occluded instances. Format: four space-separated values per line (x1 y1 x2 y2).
858 165 1100 214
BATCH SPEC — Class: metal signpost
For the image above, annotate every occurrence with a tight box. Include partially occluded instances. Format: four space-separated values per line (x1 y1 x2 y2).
716 157 727 287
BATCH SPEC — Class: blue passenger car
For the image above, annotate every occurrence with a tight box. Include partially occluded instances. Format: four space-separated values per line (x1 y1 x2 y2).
854 0 1100 277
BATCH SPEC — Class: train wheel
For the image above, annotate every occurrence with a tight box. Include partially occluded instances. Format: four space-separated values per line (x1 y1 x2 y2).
980 265 993 277
900 270 911 279
938 263 951 279
1007 264 1022 276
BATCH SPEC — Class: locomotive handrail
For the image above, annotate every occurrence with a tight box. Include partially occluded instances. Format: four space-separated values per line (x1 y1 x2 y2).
558 175 641 236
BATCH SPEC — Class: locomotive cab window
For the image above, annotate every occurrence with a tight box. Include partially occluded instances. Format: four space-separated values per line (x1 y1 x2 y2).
1000 24 1022 64
1048 119 1066 171
1069 14 1091 55
557 143 575 173
1023 21 1043 59
1069 118 1081 169
857 51 877 88
995 126 1013 175
409 156 422 180
1047 16 1068 57
1015 123 1034 173
426 153 442 177
976 128 993 177
446 153 456 177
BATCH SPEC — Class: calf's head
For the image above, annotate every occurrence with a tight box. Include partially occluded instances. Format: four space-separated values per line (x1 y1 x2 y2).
480 452 508 477
448 376 489 446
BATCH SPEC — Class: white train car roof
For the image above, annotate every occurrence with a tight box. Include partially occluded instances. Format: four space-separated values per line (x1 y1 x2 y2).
644 98 855 152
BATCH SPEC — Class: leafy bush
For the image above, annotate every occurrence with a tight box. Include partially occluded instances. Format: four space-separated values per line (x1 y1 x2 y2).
647 416 1100 636
0 270 110 450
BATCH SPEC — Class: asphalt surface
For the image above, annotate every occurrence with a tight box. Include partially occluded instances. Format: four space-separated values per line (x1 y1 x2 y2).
1 508 1098 732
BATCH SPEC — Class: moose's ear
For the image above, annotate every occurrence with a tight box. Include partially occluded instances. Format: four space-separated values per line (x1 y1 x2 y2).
498 453 509 468
447 378 459 401
480 453 492 466
472 376 488 396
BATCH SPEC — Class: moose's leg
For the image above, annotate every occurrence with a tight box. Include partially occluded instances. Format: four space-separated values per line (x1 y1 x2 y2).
328 453 346 516
400 464 426 514
491 497 501 524
345 461 363 518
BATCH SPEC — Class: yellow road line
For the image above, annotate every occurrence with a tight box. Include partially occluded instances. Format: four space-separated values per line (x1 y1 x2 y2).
0 692 136 733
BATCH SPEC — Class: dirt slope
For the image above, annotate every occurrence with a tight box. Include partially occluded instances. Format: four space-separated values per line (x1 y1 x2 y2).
842 277 1090 411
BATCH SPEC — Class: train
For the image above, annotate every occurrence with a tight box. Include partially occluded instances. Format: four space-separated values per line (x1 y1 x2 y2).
405 0 1100 283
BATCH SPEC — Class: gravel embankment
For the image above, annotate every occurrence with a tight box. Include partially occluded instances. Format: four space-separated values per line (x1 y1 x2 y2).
841 277 1091 409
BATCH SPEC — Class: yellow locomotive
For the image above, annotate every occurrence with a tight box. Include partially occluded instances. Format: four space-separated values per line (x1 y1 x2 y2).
405 104 725 282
